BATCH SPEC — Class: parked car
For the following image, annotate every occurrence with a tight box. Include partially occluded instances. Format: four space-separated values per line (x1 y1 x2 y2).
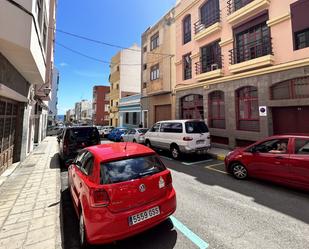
101 126 114 137
107 127 128 141
121 128 149 143
67 142 176 247
144 120 211 159
47 126 63 136
225 134 309 191
59 126 100 166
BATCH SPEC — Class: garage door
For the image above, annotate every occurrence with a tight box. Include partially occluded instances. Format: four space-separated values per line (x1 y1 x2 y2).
0 98 18 174
155 105 171 123
272 106 309 134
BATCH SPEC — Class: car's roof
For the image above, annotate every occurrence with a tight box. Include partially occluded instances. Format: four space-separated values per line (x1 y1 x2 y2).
87 142 155 162
66 126 96 130
267 134 309 139
155 119 204 123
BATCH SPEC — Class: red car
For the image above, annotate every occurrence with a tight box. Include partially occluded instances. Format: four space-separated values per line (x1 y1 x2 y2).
68 142 176 247
225 135 309 191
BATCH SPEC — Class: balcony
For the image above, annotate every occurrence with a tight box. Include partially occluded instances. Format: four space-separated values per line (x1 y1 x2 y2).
195 55 223 81
226 0 270 25
194 10 221 41
229 37 274 73
0 1 46 84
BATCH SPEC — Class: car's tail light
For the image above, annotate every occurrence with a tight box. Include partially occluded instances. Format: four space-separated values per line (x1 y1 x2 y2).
166 172 172 186
183 136 193 141
91 189 110 207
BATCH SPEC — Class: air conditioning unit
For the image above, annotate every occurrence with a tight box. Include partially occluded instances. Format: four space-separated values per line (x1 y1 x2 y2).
211 64 219 71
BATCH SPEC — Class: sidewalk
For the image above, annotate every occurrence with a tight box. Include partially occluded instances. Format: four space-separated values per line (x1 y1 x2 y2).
208 146 231 161
0 137 61 249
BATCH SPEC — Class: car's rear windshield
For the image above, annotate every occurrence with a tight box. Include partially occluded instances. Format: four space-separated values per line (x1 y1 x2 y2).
100 155 166 184
185 121 209 134
68 127 99 142
138 129 148 134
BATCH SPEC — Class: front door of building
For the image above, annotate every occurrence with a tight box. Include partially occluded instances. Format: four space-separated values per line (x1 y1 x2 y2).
272 106 309 134
0 98 18 174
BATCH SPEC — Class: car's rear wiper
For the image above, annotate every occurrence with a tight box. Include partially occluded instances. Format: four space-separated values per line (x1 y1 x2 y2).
138 169 159 178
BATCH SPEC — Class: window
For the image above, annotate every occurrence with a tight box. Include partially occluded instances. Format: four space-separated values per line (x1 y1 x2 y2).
150 123 160 132
143 82 147 89
133 113 137 125
183 15 191 44
125 113 129 123
100 155 166 184
233 0 253 12
183 54 192 80
200 40 221 73
236 86 259 131
253 139 289 154
291 0 309 50
185 121 209 134
104 115 109 120
116 84 119 90
200 0 220 29
160 123 183 133
104 104 109 112
233 17 271 64
150 64 160 81
150 32 159 50
81 152 94 175
271 77 309 100
295 28 309 50
36 0 43 30
295 139 309 155
143 46 147 52
143 64 147 70
181 94 204 119
208 91 225 129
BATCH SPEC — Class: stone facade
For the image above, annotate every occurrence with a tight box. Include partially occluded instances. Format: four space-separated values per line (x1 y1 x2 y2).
176 66 309 148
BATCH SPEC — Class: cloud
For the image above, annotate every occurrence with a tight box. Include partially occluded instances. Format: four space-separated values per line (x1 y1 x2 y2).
59 62 68 67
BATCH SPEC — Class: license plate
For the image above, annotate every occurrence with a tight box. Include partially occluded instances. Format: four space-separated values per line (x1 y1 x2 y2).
128 206 160 226
196 140 205 145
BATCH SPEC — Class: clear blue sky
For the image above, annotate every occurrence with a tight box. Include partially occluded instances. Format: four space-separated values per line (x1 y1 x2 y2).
55 0 176 115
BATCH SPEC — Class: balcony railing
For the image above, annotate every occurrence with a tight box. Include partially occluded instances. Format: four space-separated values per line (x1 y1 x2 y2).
229 37 273 65
227 0 254 15
194 10 221 34
195 54 223 75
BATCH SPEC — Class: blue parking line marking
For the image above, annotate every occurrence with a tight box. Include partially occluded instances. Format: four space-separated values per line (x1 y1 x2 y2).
170 216 209 249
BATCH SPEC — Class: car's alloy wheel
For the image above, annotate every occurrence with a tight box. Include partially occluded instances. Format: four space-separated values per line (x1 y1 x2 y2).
79 213 87 248
171 145 180 160
231 163 248 179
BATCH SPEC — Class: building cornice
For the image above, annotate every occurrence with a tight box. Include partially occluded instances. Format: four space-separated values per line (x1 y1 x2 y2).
175 0 200 20
219 38 234 47
175 58 309 92
267 12 291 27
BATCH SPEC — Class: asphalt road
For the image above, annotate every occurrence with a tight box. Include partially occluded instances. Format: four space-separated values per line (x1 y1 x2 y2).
60 139 309 249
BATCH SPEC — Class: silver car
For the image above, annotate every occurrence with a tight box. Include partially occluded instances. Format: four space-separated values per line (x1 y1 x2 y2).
121 128 149 143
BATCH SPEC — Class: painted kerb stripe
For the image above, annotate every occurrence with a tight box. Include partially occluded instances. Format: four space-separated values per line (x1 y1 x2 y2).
170 216 209 249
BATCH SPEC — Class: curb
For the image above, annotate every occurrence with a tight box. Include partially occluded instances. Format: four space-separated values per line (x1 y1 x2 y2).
0 162 21 187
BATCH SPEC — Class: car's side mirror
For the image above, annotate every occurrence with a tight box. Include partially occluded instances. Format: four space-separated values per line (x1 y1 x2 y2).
65 159 74 167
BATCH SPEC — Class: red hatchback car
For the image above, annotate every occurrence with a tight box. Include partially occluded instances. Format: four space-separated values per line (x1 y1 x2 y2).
67 142 176 247
225 135 309 191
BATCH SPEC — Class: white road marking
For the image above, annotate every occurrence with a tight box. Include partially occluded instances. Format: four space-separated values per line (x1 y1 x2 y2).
182 159 213 166
205 163 227 174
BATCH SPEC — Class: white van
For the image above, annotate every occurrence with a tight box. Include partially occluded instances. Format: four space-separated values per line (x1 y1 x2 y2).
144 120 211 159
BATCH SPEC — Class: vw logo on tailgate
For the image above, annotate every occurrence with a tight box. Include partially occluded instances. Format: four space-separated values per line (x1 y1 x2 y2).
139 184 146 192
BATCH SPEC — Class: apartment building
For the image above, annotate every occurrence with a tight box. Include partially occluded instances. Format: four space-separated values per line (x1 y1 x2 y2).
0 0 56 173
66 108 75 123
109 44 141 127
75 100 92 124
48 67 59 126
92 85 109 126
175 0 309 148
141 8 176 128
